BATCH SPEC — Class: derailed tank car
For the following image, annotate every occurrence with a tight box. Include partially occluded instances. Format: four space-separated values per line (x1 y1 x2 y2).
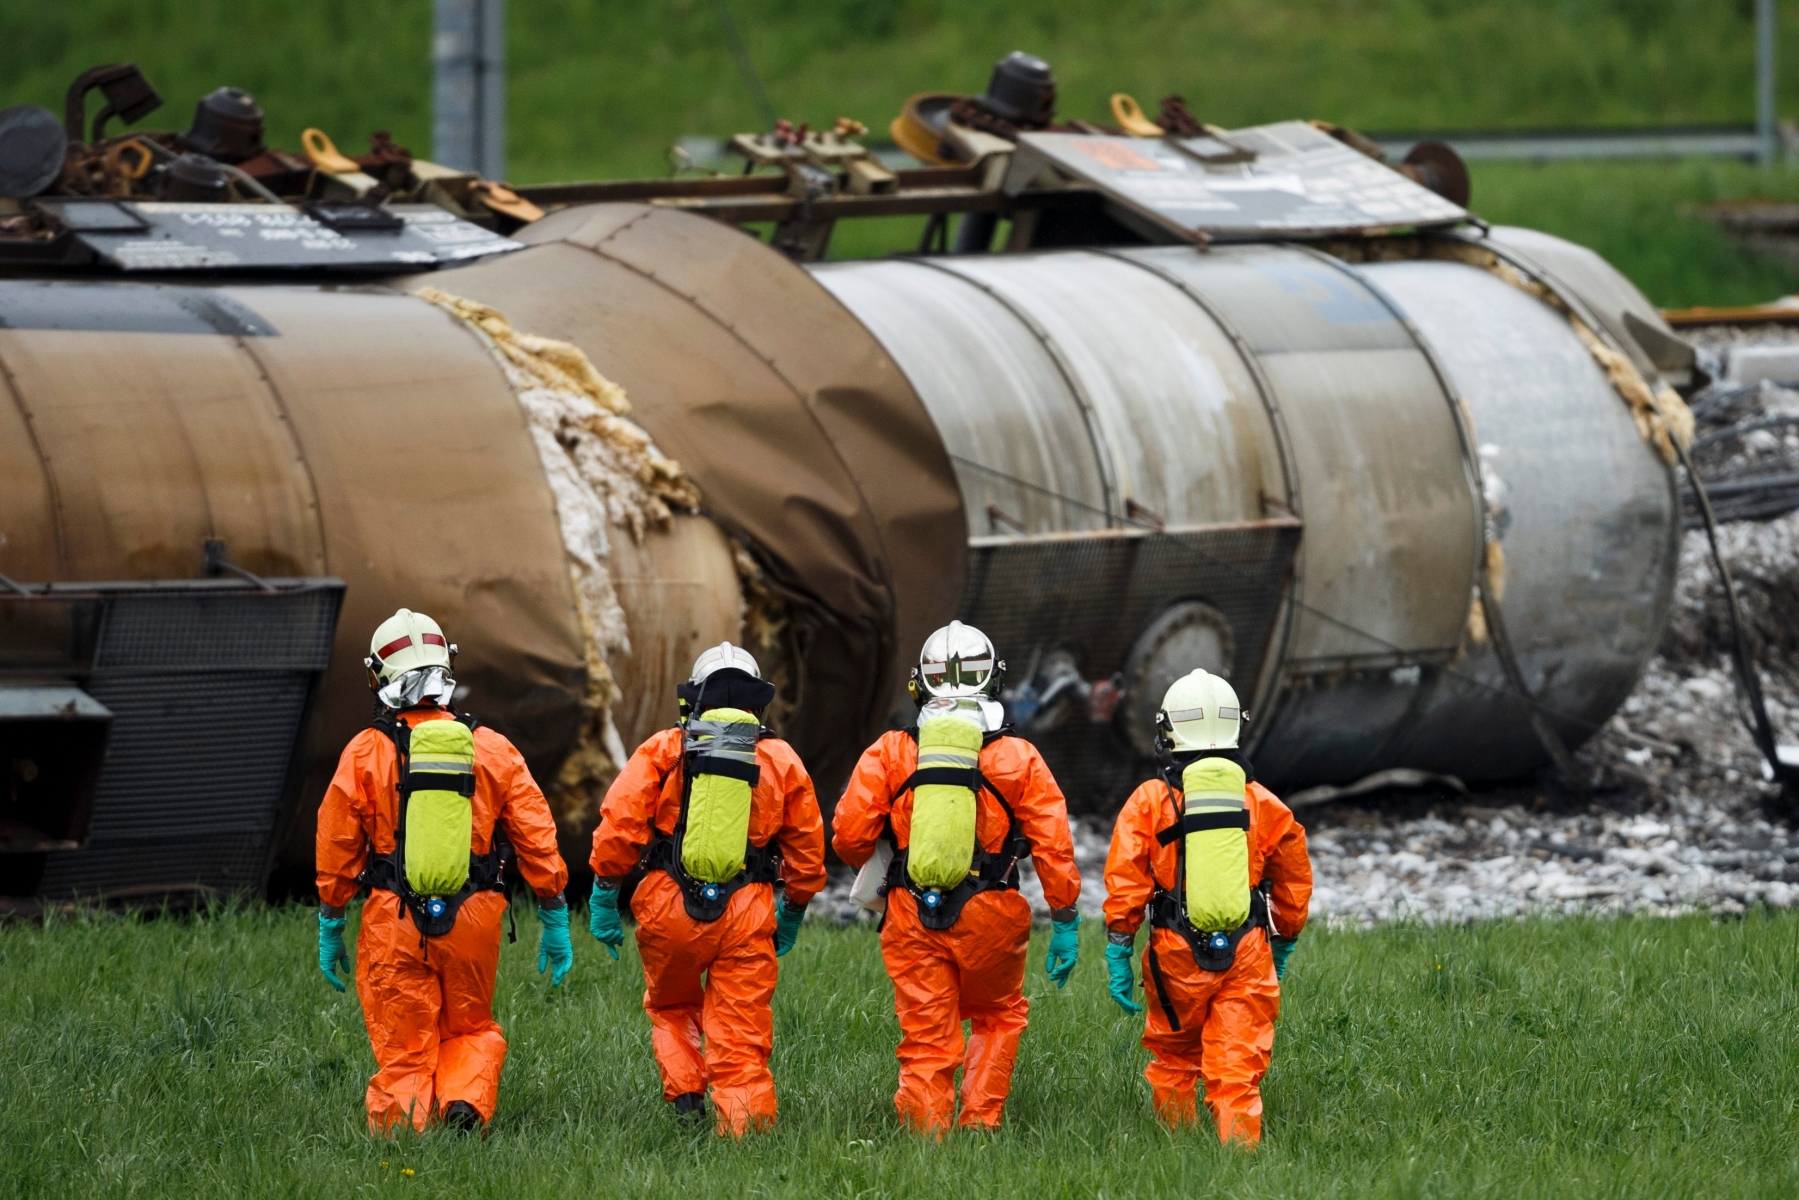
0 66 1692 902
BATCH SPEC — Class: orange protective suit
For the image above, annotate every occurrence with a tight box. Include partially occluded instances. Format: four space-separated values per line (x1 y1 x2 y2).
1103 774 1311 1145
590 727 825 1137
316 707 569 1134
832 729 1081 1134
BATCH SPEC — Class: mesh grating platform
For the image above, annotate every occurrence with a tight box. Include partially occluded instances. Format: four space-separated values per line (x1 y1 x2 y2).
959 520 1300 811
35 584 342 899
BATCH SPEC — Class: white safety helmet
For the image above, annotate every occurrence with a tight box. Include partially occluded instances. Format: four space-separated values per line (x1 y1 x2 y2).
916 620 1000 699
365 608 455 687
691 641 760 683
1157 668 1243 752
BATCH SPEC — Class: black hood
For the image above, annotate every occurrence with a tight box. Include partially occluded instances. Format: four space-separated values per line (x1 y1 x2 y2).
1168 745 1255 783
677 667 776 716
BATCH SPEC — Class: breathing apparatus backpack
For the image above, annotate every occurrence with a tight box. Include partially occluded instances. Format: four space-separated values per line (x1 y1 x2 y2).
1142 755 1272 1029
358 711 508 939
647 706 781 922
882 699 1031 931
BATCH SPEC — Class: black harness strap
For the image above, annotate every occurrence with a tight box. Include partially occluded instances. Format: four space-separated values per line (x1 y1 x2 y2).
897 765 989 793
401 771 477 797
687 754 761 786
1145 940 1183 1032
1156 809 1251 844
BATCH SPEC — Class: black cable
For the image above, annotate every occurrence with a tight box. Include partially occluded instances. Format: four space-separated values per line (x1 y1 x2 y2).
709 0 777 131
1669 439 1797 794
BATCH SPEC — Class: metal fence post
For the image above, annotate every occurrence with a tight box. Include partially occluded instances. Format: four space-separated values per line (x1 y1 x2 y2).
433 0 506 179
1759 0 1778 166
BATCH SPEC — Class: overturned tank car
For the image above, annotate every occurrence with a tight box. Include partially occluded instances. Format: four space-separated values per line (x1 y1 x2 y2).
0 62 1694 902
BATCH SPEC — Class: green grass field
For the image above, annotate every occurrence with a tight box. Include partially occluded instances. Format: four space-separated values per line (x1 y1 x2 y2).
3 905 1797 1198
7 2 1799 305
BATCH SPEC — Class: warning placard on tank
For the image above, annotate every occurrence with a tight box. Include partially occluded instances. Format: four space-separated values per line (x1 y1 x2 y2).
37 201 522 272
1012 121 1467 240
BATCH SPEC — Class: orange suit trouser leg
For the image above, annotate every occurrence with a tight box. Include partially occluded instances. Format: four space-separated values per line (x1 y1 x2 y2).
355 889 507 1134
881 889 1031 1135
633 872 779 1136
1140 928 1280 1145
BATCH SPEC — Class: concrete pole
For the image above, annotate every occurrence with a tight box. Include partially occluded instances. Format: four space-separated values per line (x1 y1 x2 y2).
433 0 506 179
1758 0 1777 166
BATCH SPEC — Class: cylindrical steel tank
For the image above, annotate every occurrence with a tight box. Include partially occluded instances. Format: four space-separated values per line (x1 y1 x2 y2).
0 204 1680 900
0 208 963 891
810 233 1678 797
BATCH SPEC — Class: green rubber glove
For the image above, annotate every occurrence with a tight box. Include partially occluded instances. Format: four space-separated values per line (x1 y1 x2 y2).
588 881 623 960
537 903 573 986
1270 933 1299 981
1045 915 1080 988
773 896 805 958
1105 940 1144 1015
318 913 349 993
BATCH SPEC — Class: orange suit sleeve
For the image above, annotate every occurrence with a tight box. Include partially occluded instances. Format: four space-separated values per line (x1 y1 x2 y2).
1001 739 1081 913
315 731 381 910
1250 782 1312 937
768 742 827 907
1101 781 1166 934
830 731 906 868
483 728 569 900
590 729 681 878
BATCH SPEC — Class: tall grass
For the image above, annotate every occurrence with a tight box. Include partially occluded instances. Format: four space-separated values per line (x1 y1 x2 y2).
6 3 1799 304
2 905 1796 1197
2 1 1789 184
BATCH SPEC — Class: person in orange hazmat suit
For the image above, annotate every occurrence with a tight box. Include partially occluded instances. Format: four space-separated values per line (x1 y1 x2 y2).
588 641 826 1137
1103 668 1310 1146
315 608 572 1135
831 621 1082 1136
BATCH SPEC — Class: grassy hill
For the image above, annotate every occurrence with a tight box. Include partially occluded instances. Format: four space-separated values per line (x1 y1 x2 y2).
6 1 1799 303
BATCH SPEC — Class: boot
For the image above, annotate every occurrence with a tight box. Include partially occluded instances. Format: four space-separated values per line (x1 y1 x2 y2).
444 1100 482 1134
672 1092 706 1127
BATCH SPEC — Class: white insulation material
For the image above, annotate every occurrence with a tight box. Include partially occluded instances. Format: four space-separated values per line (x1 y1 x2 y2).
415 287 701 816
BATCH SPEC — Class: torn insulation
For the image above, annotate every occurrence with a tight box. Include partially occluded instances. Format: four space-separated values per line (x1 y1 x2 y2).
415 286 702 824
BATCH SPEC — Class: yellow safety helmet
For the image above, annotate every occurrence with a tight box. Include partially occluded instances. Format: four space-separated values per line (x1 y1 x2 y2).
1157 668 1242 751
365 608 455 688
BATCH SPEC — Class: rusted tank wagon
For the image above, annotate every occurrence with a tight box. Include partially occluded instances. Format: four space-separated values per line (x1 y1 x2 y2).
0 77 1693 901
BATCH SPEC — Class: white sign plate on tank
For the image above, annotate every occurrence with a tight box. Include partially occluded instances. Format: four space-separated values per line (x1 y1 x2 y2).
1011 121 1468 241
37 200 522 272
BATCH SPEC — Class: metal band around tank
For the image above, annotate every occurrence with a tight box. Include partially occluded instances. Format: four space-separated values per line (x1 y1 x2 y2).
1089 246 1308 750
910 257 1121 526
1287 243 1583 785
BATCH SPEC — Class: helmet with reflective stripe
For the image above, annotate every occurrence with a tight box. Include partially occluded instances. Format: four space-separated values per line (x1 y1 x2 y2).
1157 668 1243 751
691 641 760 683
365 608 454 686
917 620 999 699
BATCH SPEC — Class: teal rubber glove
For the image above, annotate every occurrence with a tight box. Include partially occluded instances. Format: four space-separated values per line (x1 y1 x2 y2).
588 881 623 960
318 913 349 993
1045 915 1080 988
1105 940 1143 1015
1270 934 1299 981
537 903 573 986
773 896 805 957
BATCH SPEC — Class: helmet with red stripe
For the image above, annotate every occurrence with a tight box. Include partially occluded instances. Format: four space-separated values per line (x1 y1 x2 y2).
364 608 456 688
